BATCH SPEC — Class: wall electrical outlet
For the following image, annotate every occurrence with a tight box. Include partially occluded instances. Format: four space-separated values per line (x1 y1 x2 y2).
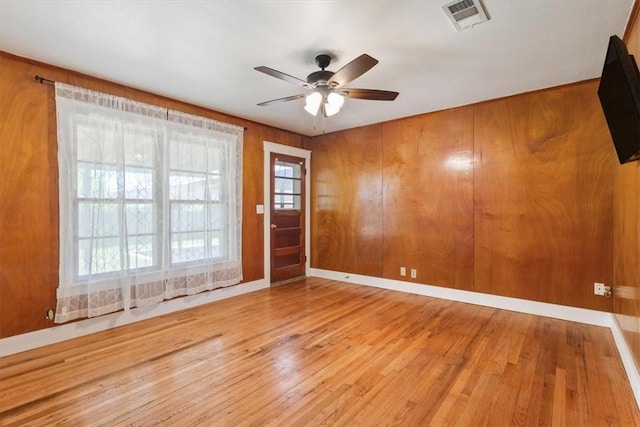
594 282 607 296
411 269 417 279
400 267 406 276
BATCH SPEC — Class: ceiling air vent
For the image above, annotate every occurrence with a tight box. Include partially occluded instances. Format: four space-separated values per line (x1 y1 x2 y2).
442 0 489 31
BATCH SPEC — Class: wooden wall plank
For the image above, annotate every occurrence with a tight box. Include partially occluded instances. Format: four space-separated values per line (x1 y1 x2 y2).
0 53 302 338
308 125 384 276
473 82 614 310
381 107 474 289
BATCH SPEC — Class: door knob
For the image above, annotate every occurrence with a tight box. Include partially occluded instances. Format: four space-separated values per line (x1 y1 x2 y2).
270 224 277 229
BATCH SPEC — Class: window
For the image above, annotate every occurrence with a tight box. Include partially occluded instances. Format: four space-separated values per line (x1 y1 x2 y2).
274 159 302 210
55 83 243 323
75 118 161 278
169 133 228 265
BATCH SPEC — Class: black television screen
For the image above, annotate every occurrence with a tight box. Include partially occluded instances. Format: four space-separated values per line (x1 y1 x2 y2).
597 35 640 164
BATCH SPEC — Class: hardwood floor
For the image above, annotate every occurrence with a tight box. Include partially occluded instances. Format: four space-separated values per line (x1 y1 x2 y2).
1 278 638 426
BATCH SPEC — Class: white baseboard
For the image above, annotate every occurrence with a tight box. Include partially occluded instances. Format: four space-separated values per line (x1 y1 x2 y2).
309 268 640 410
0 278 268 357
310 268 612 326
610 315 640 410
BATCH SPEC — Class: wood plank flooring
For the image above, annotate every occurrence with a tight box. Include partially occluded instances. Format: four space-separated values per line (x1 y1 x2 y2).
1 278 638 426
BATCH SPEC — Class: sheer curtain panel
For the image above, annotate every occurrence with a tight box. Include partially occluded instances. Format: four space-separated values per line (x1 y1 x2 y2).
55 83 243 323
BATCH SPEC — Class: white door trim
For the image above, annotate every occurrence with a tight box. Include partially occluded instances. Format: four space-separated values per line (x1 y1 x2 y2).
263 141 312 284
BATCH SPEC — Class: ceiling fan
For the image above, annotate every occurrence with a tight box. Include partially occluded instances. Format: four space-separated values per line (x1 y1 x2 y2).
255 54 399 117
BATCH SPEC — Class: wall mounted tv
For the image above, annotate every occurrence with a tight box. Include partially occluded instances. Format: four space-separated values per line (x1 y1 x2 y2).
597 35 640 164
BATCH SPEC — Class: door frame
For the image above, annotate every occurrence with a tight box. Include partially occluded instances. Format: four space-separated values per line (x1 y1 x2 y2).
263 141 311 284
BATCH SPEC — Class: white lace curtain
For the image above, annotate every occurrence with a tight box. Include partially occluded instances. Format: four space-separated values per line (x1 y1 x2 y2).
55 83 243 323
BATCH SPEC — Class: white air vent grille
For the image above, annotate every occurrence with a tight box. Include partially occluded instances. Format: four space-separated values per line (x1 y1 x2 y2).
448 0 478 20
442 0 489 31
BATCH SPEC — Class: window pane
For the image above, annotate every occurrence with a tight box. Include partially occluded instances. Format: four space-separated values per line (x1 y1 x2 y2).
275 177 301 194
171 203 206 232
124 126 157 167
124 167 154 200
76 119 119 164
208 175 221 201
274 194 301 210
170 136 209 172
208 144 226 174
210 230 223 258
78 237 121 276
207 204 225 230
275 160 301 178
170 203 225 232
77 163 119 199
127 235 155 270
171 231 206 263
169 173 207 201
125 203 154 235
78 202 120 238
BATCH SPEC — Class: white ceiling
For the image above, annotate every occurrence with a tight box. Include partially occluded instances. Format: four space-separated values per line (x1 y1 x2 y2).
0 0 635 137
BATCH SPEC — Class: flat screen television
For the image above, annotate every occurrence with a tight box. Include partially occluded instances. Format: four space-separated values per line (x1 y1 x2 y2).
597 35 640 164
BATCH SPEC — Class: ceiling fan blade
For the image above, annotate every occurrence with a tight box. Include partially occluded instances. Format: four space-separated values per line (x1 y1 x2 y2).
327 54 378 88
343 88 399 101
257 94 306 107
254 66 310 88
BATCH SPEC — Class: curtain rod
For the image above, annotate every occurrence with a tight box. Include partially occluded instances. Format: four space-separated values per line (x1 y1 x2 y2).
34 75 248 130
35 75 55 85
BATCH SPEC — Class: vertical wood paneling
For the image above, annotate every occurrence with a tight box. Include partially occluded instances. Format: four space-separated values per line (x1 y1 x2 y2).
308 83 615 312
308 125 384 276
474 82 614 310
0 53 302 338
381 108 474 289
613 4 640 369
0 58 68 337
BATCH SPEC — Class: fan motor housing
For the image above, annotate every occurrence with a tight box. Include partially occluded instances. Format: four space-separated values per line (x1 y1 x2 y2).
307 70 334 85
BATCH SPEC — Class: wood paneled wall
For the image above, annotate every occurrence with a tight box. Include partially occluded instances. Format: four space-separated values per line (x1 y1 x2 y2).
474 84 614 311
0 53 304 338
310 125 384 276
614 0 640 370
382 108 474 290
307 80 615 311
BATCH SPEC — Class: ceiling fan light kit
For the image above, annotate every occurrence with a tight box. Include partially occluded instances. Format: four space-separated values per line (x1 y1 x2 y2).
255 53 399 120
304 90 345 117
304 91 322 115
324 92 345 116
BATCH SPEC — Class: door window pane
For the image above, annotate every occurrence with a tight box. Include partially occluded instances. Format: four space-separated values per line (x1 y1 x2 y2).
275 160 301 178
274 194 301 210
274 159 302 211
275 177 301 194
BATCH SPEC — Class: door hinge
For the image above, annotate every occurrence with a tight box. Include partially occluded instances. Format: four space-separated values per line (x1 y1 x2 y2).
305 255 307 262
